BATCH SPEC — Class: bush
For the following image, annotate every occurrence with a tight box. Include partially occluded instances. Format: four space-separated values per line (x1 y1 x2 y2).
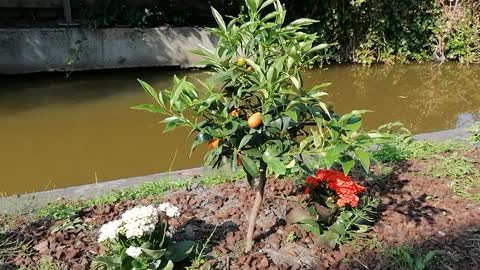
134 0 389 252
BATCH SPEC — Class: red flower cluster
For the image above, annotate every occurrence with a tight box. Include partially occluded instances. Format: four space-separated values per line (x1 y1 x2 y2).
304 170 366 207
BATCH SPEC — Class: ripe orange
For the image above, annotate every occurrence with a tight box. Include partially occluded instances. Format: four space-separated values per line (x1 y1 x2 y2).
207 138 220 149
247 112 262 128
229 108 241 117
236 57 247 66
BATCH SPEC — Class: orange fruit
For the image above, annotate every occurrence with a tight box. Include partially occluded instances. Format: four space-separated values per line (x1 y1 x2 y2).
248 112 262 128
207 138 220 149
236 57 247 66
229 108 241 117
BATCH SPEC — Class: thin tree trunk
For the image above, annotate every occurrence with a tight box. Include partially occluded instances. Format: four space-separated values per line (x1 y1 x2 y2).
245 162 267 253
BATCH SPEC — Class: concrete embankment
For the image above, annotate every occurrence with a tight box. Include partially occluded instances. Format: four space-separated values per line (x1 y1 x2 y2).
0 27 216 74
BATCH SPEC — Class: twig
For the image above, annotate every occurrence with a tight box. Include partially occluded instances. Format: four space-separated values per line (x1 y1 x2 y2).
353 257 370 270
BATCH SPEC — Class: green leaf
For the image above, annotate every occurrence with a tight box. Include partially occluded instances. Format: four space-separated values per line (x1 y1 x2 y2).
190 133 213 156
211 7 226 31
354 149 370 172
239 154 259 178
137 79 159 104
141 248 166 260
239 134 253 149
341 159 355 175
164 241 195 262
307 43 330 54
161 116 186 132
325 149 340 169
266 158 286 175
289 18 319 27
262 147 279 162
131 104 166 114
284 110 298 122
290 76 301 89
161 261 174 270
318 231 340 248
93 256 121 267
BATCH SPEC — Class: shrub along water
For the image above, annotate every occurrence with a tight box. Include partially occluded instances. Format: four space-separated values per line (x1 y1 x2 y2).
80 0 480 64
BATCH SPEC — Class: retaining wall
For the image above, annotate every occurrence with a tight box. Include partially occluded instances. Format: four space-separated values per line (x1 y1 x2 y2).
0 27 217 74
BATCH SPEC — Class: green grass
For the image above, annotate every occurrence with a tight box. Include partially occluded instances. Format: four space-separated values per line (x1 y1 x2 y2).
468 123 480 143
384 245 438 270
373 139 469 163
427 152 476 178
36 170 244 219
21 259 65 270
450 175 480 203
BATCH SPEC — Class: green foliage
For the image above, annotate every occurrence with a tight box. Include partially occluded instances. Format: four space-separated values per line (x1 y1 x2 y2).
427 152 476 178
298 196 379 248
468 123 480 142
135 0 389 185
384 246 438 270
373 138 468 163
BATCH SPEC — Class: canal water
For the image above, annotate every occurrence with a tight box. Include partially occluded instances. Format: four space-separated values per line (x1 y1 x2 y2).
1 63 479 195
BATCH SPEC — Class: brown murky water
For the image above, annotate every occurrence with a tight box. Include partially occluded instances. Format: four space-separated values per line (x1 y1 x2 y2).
1 63 479 195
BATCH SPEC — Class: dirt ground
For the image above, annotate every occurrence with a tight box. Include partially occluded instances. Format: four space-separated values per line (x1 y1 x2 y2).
4 148 480 270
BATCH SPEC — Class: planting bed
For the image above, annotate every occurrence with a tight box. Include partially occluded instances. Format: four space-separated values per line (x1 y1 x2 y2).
2 147 480 270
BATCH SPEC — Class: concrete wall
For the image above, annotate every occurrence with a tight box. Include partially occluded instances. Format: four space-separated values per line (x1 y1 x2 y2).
0 27 217 74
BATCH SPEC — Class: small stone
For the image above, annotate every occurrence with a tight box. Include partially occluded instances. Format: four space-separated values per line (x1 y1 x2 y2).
259 257 269 268
438 231 446 237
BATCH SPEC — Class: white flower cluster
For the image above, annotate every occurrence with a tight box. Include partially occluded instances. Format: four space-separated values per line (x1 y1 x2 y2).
98 203 180 243
158 202 180 218
125 246 143 258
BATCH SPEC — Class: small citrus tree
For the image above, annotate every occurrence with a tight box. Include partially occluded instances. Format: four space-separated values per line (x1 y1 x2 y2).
134 0 387 252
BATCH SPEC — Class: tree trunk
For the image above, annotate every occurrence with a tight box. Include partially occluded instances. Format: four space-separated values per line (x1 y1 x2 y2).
245 162 267 253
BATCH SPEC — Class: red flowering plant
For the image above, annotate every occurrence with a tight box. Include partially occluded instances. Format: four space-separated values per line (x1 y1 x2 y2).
288 169 378 248
304 170 366 208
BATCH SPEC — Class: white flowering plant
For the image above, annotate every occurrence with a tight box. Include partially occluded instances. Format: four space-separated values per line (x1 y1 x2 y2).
94 204 194 270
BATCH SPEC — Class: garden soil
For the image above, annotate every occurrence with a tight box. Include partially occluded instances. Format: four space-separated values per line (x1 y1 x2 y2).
3 148 480 270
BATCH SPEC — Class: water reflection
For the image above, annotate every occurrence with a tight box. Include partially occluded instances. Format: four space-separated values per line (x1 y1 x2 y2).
304 63 480 133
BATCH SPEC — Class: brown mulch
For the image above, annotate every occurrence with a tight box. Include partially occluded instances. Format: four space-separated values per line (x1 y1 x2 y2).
3 148 480 270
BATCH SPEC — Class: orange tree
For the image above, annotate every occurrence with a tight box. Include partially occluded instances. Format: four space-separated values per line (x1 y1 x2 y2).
134 0 389 252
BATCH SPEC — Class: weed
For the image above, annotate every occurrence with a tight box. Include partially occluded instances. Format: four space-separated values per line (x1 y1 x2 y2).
22 258 65 270
368 164 394 182
187 225 218 270
286 231 298 243
450 175 480 203
0 232 29 266
384 245 438 270
50 217 93 233
428 153 476 178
